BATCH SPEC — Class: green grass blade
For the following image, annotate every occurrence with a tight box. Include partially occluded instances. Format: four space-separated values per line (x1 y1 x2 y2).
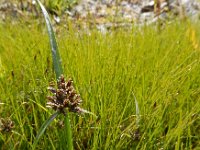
36 0 63 78
132 92 140 127
33 111 59 149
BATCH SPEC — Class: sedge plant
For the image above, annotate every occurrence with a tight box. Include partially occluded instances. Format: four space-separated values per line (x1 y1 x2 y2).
33 0 84 149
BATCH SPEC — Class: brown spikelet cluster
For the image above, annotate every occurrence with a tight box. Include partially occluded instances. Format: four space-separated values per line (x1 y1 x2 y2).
47 75 83 115
0 118 14 132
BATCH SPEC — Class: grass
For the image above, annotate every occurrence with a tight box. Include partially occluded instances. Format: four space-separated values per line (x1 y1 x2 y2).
0 20 200 149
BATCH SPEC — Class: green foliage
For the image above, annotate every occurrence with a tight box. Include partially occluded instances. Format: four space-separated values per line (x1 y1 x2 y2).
0 21 200 149
33 112 59 149
43 0 78 15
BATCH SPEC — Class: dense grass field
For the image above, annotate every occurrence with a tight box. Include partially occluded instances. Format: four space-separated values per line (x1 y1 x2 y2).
0 20 200 149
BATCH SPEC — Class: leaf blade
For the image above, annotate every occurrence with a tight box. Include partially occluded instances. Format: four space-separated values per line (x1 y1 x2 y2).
33 112 59 149
36 0 63 79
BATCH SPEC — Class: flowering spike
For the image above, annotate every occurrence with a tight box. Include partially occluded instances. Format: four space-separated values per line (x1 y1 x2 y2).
47 75 84 115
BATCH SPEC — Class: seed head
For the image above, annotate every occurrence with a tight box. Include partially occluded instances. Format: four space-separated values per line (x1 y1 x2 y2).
0 118 14 132
47 75 84 115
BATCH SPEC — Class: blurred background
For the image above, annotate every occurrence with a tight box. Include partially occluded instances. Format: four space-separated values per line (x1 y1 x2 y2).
0 0 200 30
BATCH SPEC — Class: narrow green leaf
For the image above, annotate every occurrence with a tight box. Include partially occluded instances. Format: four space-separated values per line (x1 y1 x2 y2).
36 0 63 79
33 111 59 149
132 92 140 127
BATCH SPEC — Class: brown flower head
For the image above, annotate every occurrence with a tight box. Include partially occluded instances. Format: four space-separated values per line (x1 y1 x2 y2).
0 118 14 132
47 75 83 115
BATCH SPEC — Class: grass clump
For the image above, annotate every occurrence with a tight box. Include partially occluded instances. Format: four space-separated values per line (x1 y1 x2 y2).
0 20 200 149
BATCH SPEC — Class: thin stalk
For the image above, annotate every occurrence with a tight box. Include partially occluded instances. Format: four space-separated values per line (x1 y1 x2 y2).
64 114 73 149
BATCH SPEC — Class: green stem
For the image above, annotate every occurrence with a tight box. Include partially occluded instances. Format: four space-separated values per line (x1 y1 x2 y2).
64 114 73 150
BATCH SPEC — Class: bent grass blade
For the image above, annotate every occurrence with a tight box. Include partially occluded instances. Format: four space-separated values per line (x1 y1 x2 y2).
33 112 59 149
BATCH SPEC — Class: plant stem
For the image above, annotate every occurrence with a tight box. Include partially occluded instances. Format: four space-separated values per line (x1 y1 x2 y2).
64 114 73 150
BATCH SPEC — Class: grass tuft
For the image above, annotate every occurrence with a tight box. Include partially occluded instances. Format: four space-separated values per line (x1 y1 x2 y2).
0 20 199 149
